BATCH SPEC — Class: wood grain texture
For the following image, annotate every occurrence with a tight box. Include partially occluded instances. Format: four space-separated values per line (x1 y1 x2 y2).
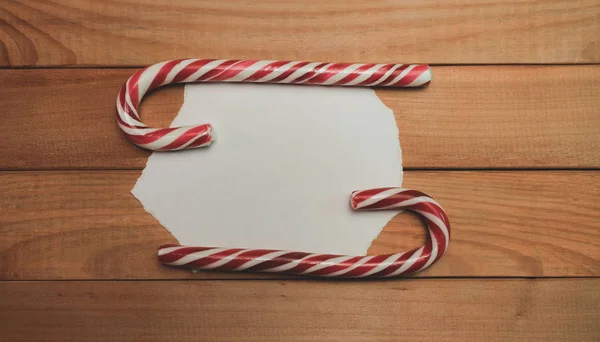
1 279 598 341
1 2 598 340
1 66 599 170
0 0 599 66
1 170 598 280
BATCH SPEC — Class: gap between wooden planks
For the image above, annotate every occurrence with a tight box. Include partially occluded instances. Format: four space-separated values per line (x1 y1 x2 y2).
0 0 599 65
1 170 598 280
0 66 599 170
1 279 598 341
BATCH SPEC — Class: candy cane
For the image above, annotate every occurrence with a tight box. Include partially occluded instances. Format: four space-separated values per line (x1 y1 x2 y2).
159 188 450 278
117 59 449 277
117 59 431 151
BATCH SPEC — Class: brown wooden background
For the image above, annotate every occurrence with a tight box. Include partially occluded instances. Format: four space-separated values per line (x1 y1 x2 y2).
1 1 599 341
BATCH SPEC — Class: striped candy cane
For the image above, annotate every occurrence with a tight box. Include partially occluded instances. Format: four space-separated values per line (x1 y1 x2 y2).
158 188 450 278
117 59 449 277
117 59 431 151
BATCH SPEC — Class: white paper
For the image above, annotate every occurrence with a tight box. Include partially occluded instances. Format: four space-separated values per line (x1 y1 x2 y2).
133 83 402 255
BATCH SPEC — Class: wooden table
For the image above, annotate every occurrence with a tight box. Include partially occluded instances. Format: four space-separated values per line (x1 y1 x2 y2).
1 1 599 341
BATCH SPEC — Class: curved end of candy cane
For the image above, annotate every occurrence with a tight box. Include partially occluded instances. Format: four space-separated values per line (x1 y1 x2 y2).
350 190 361 210
350 187 404 210
121 124 215 151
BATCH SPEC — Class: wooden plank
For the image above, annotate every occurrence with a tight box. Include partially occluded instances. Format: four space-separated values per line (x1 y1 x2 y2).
1 0 599 66
1 279 598 341
1 66 599 170
0 69 158 170
383 65 600 168
1 170 598 280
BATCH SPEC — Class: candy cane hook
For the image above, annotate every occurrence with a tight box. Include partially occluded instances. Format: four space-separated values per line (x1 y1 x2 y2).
117 59 449 277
